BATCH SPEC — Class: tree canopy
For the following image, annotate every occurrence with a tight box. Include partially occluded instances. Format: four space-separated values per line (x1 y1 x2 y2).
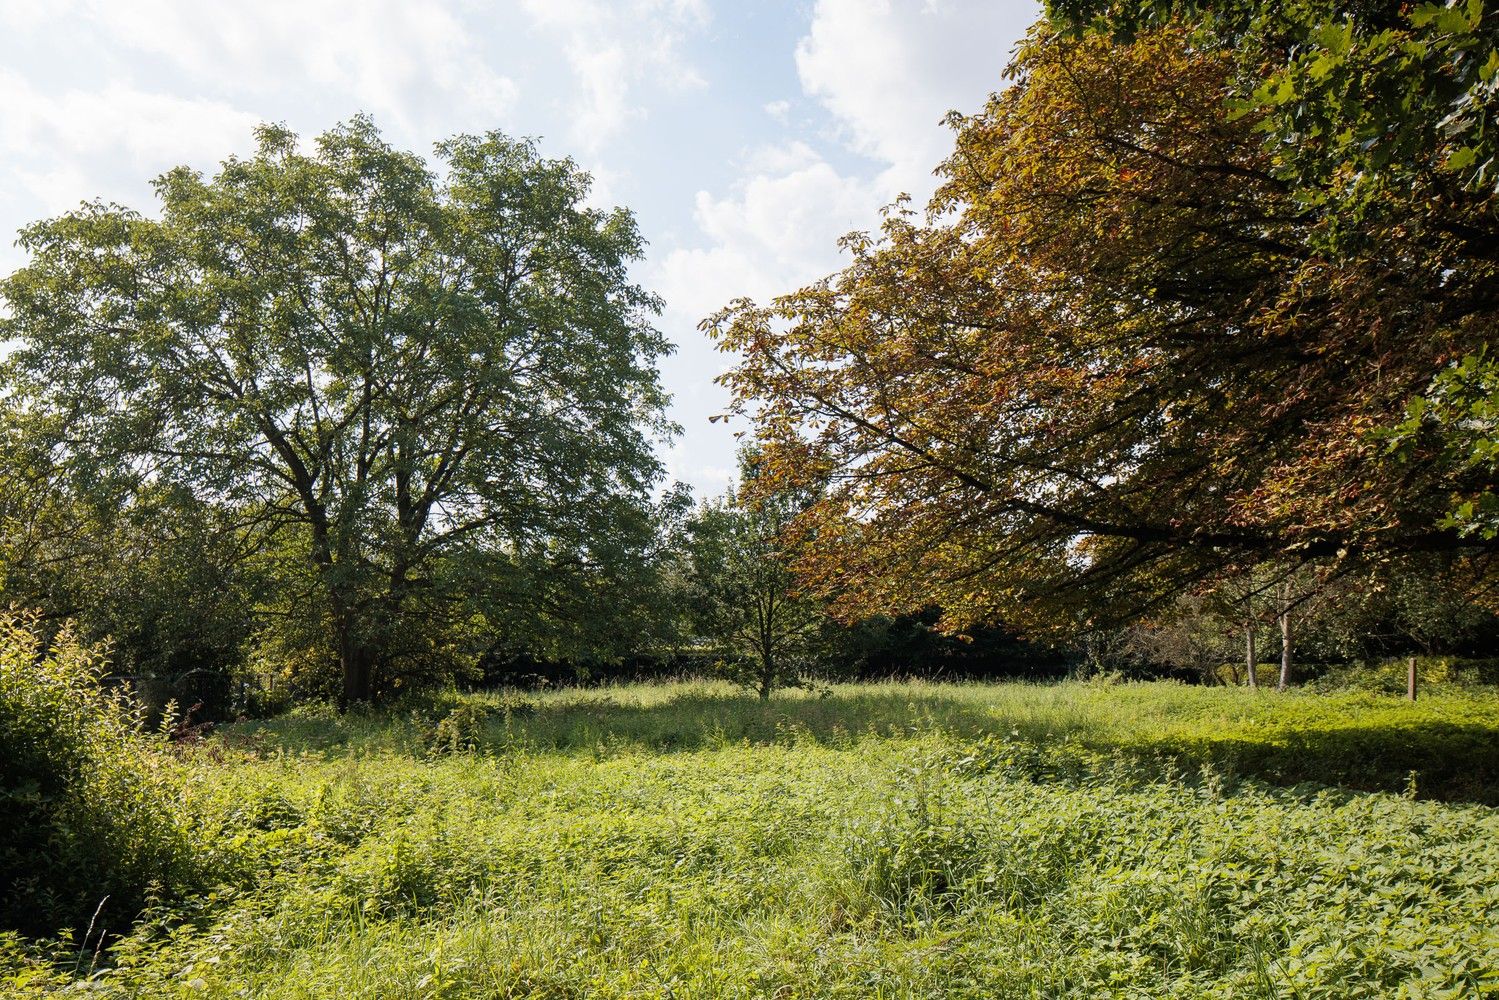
1 118 675 703
710 21 1498 637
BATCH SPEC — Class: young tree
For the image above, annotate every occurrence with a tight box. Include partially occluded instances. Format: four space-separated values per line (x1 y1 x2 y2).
1215 570 1268 690
0 118 674 704
683 468 826 700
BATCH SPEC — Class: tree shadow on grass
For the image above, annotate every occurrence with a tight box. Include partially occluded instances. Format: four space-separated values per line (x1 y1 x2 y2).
488 688 1096 751
489 691 1499 804
1158 721 1499 806
474 689 1498 804
222 687 1499 805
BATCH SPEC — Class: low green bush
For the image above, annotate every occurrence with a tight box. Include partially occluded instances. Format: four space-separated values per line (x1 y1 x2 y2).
0 612 200 938
1311 656 1499 693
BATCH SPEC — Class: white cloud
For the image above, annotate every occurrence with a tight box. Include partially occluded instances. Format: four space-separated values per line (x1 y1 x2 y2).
660 0 1038 325
20 0 519 135
0 72 262 277
796 0 1036 195
0 73 259 180
520 0 709 151
649 0 1038 494
648 142 887 494
656 146 877 331
661 437 735 493
0 0 524 274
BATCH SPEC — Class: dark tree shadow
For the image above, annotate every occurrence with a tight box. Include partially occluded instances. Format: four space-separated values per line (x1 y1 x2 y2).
223 687 1499 805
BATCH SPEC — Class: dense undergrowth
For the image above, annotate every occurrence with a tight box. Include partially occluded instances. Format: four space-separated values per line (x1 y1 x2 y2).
3 679 1497 997
0 616 202 938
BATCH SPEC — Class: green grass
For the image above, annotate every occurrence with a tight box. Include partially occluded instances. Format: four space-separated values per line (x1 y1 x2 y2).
5 680 1498 998
230 679 1499 803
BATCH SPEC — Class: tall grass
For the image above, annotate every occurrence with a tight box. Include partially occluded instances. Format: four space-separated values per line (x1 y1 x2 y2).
4 679 1496 997
231 679 1499 802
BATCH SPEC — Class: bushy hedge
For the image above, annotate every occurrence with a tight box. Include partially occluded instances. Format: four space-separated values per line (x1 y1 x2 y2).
0 612 199 938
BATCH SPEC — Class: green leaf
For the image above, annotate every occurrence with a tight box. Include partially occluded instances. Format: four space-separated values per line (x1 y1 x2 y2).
1312 21 1353 57
1257 75 1298 107
1482 48 1499 82
1446 146 1479 171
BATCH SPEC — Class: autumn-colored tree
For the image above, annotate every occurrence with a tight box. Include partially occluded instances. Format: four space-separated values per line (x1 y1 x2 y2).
709 23 1497 639
1054 0 1499 552
1050 0 1499 222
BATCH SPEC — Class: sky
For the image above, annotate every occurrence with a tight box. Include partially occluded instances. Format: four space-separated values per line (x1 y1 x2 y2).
0 0 1041 498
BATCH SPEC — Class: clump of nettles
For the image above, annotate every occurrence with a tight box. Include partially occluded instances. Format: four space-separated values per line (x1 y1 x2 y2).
424 702 490 755
419 694 535 756
0 612 199 939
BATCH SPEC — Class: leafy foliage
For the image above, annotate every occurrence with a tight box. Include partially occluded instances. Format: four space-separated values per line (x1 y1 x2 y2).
710 21 1497 638
1051 0 1499 215
0 612 199 937
1046 0 1499 574
682 465 828 698
1388 352 1499 541
0 117 674 703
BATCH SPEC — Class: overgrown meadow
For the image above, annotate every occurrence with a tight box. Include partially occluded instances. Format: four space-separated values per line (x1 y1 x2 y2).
6 679 1497 999
4 0 1499 995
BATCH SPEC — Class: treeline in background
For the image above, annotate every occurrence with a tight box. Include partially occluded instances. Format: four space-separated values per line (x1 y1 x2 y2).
3 0 1498 721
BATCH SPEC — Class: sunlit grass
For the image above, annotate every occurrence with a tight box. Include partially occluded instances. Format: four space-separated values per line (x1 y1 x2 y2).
226 679 1499 802
5 680 1496 998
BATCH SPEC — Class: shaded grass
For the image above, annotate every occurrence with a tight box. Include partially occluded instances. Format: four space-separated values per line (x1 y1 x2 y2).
227 680 1499 803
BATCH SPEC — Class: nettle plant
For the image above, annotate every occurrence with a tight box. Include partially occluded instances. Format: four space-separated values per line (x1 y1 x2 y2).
0 612 200 938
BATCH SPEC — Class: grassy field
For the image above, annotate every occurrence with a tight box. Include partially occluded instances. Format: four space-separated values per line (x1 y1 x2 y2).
6 680 1498 998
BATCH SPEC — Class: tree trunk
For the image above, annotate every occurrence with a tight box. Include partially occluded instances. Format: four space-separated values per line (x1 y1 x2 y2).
1277 586 1293 692
337 618 375 707
307 508 375 708
329 575 374 708
1245 605 1259 691
1408 656 1418 702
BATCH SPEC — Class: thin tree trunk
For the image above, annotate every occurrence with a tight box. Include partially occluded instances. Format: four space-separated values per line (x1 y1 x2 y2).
1246 602 1259 691
1408 656 1418 702
1277 585 1293 692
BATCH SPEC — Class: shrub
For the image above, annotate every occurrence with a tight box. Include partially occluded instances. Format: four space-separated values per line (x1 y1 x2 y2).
423 702 493 756
0 612 199 938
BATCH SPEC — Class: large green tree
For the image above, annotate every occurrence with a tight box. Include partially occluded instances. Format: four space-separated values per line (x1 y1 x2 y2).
1 118 674 704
